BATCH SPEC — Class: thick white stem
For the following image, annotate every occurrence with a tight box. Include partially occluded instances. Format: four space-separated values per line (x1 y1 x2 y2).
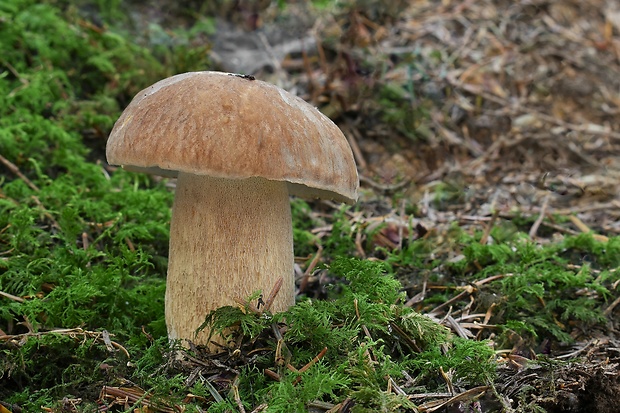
165 173 294 346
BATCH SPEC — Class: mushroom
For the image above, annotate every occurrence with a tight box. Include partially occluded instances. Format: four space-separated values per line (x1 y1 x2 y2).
106 71 358 346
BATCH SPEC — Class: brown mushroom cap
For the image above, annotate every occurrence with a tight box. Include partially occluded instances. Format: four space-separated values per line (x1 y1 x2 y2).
106 71 358 204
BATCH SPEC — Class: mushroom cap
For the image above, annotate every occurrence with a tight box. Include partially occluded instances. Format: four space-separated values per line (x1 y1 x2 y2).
106 71 358 204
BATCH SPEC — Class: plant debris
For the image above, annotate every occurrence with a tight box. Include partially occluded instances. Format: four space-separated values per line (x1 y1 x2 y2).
1 0 619 412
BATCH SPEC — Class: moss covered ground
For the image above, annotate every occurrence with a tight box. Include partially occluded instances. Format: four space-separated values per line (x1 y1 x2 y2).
1 1 619 412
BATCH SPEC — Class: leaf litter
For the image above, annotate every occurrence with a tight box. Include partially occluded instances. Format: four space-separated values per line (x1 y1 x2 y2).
1 0 620 412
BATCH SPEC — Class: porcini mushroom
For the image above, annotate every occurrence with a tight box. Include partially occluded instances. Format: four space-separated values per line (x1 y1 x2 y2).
106 71 358 346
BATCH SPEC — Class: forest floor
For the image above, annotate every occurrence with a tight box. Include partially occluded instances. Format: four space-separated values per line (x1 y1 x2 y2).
191 1 620 411
1 0 620 412
201 1 620 410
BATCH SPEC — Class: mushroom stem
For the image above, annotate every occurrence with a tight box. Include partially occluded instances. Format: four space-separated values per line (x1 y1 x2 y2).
165 173 295 346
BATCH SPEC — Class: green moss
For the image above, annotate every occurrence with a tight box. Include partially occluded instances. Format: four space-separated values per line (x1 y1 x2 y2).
202 257 493 410
2 0 617 411
322 206 358 257
1 332 113 411
0 0 210 405
291 198 320 257
396 228 620 346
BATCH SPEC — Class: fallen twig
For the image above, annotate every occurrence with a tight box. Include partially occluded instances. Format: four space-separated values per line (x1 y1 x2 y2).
0 153 40 192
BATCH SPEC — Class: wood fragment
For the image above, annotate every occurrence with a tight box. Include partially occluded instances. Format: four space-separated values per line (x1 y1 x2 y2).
231 376 246 413
528 195 549 239
0 153 40 192
299 245 322 294
0 290 25 303
262 277 283 313
568 215 609 242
